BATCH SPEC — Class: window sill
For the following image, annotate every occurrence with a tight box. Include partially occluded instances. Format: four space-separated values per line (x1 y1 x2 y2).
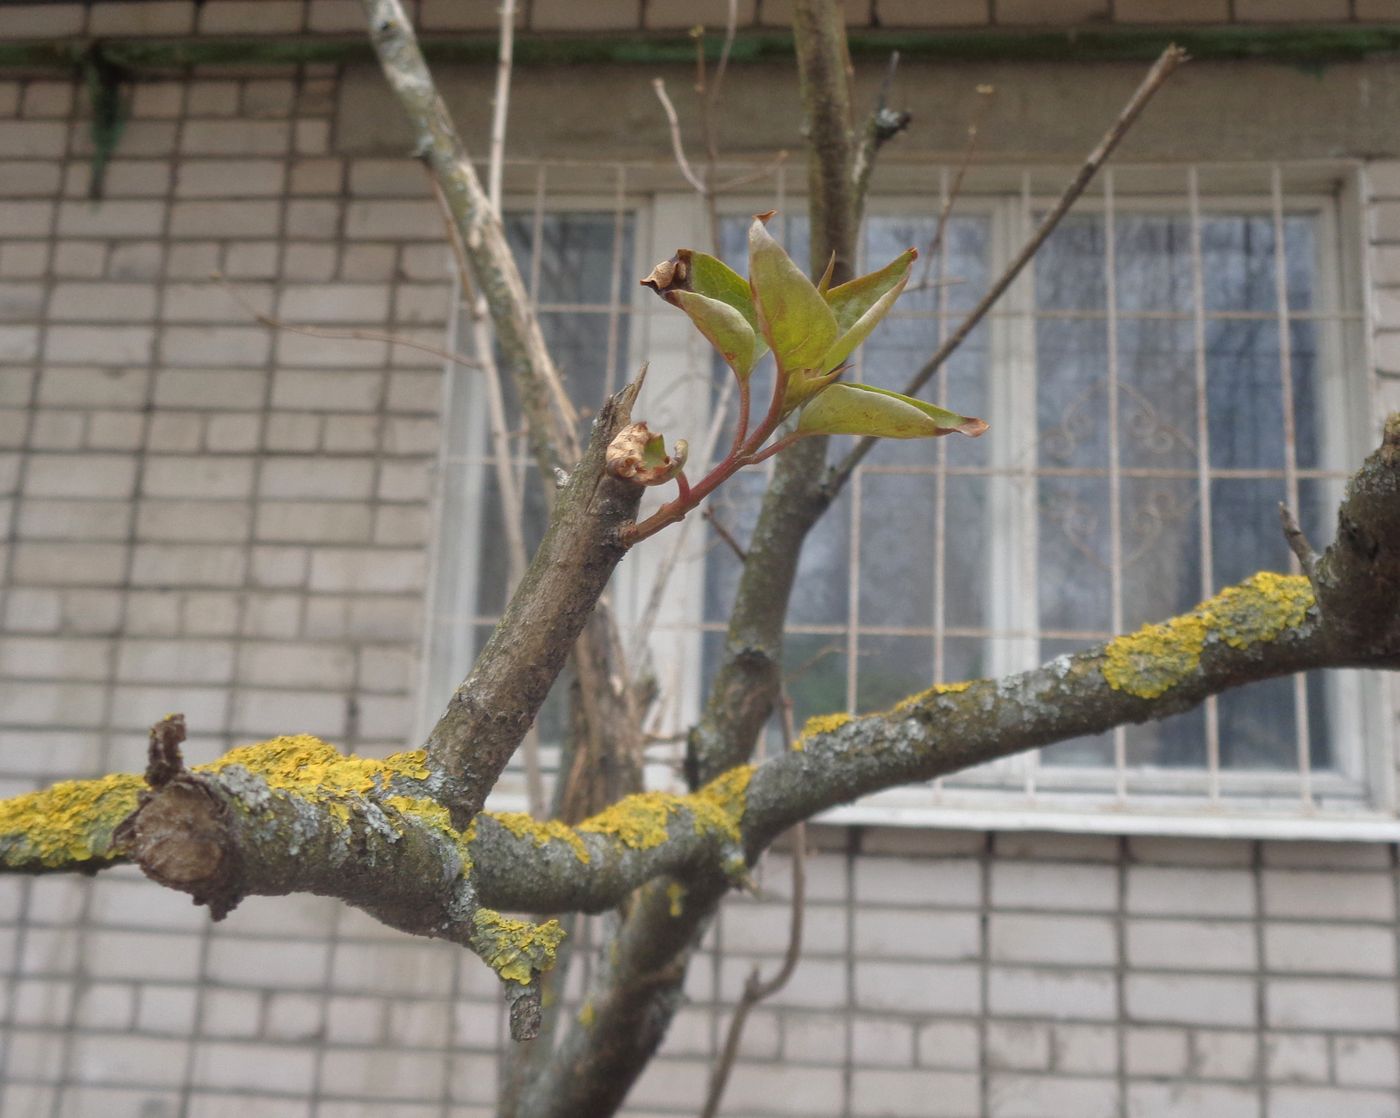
819 800 1400 843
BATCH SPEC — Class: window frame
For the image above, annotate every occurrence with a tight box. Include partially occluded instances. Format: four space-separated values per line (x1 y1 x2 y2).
418 160 1399 840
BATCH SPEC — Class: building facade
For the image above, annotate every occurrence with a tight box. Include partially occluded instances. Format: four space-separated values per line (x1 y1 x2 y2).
2 2 1400 1116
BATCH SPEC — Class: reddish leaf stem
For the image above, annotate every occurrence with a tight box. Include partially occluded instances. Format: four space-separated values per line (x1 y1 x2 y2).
623 376 791 545
727 376 752 460
745 429 808 465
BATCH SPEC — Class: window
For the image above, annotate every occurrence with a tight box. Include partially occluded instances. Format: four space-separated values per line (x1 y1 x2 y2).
421 160 1390 835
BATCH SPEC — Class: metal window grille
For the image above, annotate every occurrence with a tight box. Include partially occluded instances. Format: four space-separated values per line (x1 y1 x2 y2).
420 158 1391 837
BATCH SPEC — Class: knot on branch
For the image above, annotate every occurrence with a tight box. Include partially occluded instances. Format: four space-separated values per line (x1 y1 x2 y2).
872 106 912 142
116 714 244 920
145 713 186 788
468 907 563 1040
1312 411 1400 652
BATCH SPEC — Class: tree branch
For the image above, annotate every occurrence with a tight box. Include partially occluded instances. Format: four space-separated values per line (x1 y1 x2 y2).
422 376 645 822
361 0 577 476
512 7 920 1109
699 687 807 1118
1313 413 1400 648
685 0 862 789
825 43 1188 497
3 416 1397 1064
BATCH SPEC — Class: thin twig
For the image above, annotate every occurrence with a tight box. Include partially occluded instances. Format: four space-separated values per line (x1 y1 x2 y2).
424 1 543 819
709 0 740 132
696 1 739 246
486 0 516 210
908 83 995 293
652 77 707 195
698 689 807 1118
1279 501 1320 587
482 0 547 817
784 642 843 684
625 375 736 672
714 151 790 193
825 43 1189 499
703 506 748 562
851 51 911 229
213 272 481 369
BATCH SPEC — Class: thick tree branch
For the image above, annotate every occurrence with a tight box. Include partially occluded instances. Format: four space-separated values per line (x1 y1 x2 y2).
528 5 897 1110
686 0 862 788
3 415 1396 1064
422 378 645 823
792 0 858 283
1313 412 1400 648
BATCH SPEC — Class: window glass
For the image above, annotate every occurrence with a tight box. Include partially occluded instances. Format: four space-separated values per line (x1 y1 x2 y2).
430 183 1366 817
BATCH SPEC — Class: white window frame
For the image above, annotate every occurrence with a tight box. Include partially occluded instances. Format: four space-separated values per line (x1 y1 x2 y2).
419 160 1399 841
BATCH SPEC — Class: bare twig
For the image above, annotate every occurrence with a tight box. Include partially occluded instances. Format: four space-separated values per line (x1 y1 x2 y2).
213 272 481 369
487 0 516 210
1279 501 1320 585
651 77 707 195
825 44 1189 498
474 0 545 818
784 641 842 684
696 1 740 245
851 51 912 229
419 22 543 819
698 689 807 1118
363 0 576 479
714 150 791 192
908 83 995 293
703 506 748 562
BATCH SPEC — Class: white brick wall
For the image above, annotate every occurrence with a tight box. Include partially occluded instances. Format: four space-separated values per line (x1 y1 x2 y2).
2 9 1400 1118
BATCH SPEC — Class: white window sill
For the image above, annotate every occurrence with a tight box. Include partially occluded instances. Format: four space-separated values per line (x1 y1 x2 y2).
820 801 1400 843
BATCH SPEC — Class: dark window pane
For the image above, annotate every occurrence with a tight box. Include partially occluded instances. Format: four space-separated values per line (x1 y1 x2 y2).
1036 214 1106 311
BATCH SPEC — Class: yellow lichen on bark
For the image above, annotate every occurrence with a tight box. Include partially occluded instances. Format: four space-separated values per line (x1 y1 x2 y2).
693 764 753 843
384 794 473 869
578 792 682 850
486 811 591 863
1 735 439 872
792 712 851 750
575 766 753 851
890 680 975 714
205 735 430 801
469 907 566 984
1103 572 1314 699
0 772 145 869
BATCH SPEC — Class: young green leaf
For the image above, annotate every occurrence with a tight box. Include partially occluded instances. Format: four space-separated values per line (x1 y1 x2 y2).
670 290 762 381
820 247 917 370
640 249 768 379
748 213 838 376
685 251 761 334
796 382 988 439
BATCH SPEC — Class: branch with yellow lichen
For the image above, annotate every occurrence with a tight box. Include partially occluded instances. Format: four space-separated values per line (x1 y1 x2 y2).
7 417 1400 876
2 416 1396 1055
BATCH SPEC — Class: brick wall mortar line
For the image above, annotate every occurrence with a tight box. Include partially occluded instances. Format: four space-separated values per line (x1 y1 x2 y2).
1390 844 1400 1104
162 69 232 1118
1115 836 1128 1116
272 63 346 1118
0 69 63 1118
1254 840 1270 1115
979 831 992 1118
33 70 151 1118
842 827 857 1118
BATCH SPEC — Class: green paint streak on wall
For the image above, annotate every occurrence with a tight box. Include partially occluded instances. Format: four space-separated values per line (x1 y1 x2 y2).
2 26 1396 73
